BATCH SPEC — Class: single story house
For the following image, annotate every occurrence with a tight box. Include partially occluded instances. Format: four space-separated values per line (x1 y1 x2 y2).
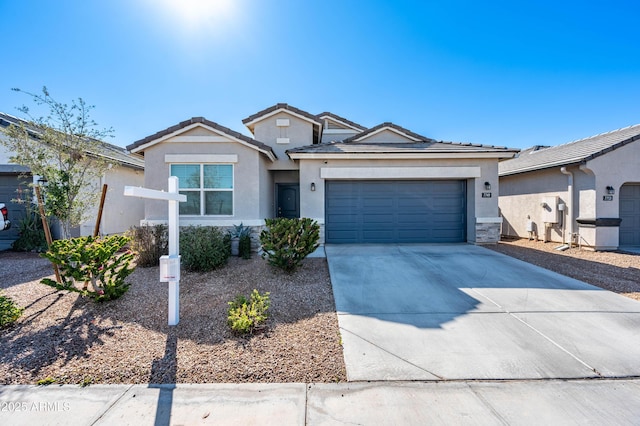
127 103 518 245
0 112 145 249
499 124 640 250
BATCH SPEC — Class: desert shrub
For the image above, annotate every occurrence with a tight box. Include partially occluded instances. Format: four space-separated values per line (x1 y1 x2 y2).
229 223 251 257
227 289 270 334
127 224 168 267
229 223 251 239
11 187 47 252
180 226 230 272
239 234 252 259
40 235 135 302
12 210 47 252
0 291 23 328
260 218 320 273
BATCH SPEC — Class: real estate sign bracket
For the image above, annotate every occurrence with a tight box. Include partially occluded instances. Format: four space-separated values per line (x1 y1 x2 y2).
124 177 186 325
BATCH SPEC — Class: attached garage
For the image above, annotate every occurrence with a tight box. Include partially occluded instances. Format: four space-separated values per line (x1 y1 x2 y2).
287 121 518 245
325 180 466 244
620 183 640 246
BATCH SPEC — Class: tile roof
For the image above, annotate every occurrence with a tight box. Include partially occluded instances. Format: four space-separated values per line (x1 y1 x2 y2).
126 117 276 160
242 103 322 127
0 112 144 170
316 111 367 131
499 124 640 176
287 140 517 156
342 122 435 143
288 120 517 157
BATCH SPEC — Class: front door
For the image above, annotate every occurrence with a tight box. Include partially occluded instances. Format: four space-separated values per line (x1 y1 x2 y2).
277 184 300 218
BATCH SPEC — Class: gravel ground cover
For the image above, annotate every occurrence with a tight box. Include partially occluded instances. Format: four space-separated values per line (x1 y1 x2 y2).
0 252 346 385
486 238 640 301
2 240 637 385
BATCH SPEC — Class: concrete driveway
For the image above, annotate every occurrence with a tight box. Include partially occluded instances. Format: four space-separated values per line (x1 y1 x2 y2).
325 244 640 381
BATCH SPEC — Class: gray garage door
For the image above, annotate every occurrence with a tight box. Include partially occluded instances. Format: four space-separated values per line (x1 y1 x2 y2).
325 180 466 244
620 183 640 246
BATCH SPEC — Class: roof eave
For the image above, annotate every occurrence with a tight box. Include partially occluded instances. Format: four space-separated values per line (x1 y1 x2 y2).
288 151 517 160
243 106 322 131
499 160 583 177
128 121 277 162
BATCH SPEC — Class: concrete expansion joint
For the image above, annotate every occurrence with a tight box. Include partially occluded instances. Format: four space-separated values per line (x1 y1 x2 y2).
468 384 510 426
341 377 640 386
339 327 445 380
89 384 134 425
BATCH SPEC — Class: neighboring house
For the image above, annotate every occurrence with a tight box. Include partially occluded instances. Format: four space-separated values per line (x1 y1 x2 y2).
0 112 145 249
0 139 29 250
128 103 517 246
499 124 640 250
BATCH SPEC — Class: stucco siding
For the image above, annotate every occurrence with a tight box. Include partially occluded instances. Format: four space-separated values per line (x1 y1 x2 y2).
80 166 144 236
258 158 273 220
499 168 570 242
252 112 313 170
586 140 640 219
321 131 358 144
499 141 640 249
141 136 263 225
0 141 13 164
355 129 415 143
581 141 639 249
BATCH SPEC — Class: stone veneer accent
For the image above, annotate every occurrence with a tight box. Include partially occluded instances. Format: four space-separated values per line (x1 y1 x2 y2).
218 225 264 252
475 222 500 244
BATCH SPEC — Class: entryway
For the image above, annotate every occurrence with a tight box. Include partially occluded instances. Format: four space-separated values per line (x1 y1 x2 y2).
276 183 299 218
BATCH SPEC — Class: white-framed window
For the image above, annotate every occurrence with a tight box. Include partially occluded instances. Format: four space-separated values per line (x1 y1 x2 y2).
170 164 233 216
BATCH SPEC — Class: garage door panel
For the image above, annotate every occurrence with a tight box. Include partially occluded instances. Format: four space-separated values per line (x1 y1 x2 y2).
397 213 426 223
362 198 394 208
325 180 466 244
431 196 464 206
363 229 394 240
327 213 359 224
326 198 360 209
363 213 394 223
398 198 430 208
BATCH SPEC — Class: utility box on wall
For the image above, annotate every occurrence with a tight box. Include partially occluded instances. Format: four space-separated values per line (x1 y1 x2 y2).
540 196 560 223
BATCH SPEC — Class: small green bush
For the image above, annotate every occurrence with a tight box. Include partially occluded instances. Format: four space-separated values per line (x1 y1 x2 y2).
239 234 252 259
180 226 231 272
37 377 57 386
227 289 270 334
40 235 135 302
260 218 320 273
127 224 168 267
0 291 23 328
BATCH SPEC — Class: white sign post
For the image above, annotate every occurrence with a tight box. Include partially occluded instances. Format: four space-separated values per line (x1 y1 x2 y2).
124 177 186 325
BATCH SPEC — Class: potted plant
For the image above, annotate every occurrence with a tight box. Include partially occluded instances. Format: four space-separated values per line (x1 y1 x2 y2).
229 223 250 257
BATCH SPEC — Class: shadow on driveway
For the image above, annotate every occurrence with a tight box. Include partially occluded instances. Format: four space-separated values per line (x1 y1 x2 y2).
326 244 640 381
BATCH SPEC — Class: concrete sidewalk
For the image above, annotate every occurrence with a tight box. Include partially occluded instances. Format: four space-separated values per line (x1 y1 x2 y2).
2 380 640 425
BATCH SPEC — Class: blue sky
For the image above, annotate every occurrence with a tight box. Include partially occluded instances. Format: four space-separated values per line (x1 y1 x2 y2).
2 0 639 149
